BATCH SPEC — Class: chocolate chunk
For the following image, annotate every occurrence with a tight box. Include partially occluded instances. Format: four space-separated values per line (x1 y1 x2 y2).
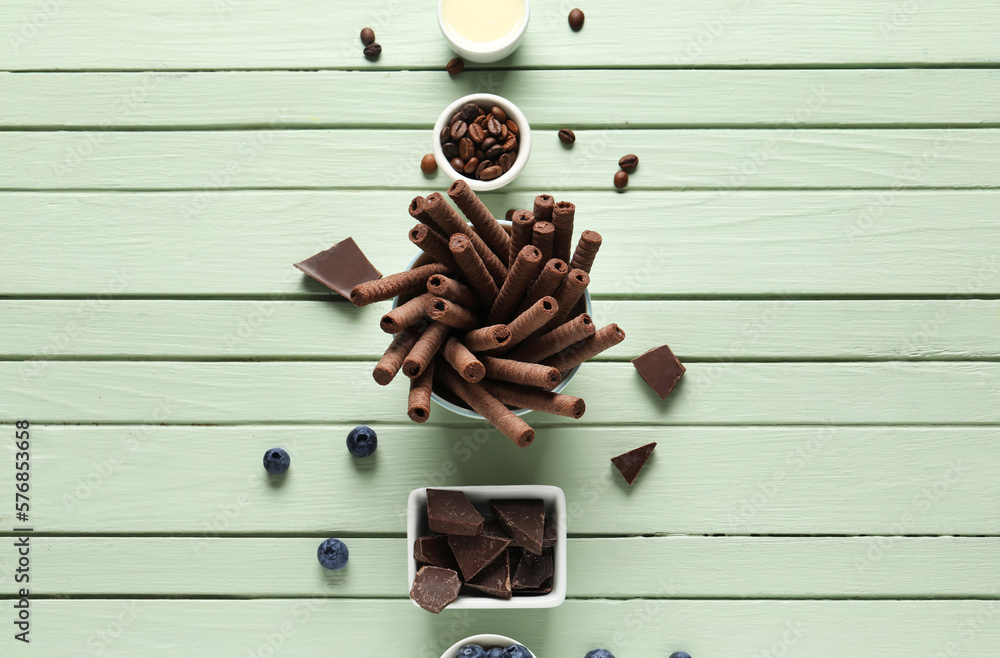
512 547 554 590
414 535 459 571
611 442 657 485
465 550 512 600
410 566 461 614
448 533 511 581
293 238 381 299
632 344 686 399
519 576 553 595
542 520 558 548
491 499 545 555
427 488 484 536
482 519 512 540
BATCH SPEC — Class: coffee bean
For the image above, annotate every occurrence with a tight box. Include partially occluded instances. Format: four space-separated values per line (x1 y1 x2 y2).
463 157 480 175
490 106 507 124
505 120 519 136
450 120 468 140
440 126 451 145
486 115 502 136
558 129 576 145
619 153 639 171
442 142 459 159
363 43 382 60
499 152 515 172
476 159 489 179
614 170 629 189
475 148 485 160
482 137 497 151
469 122 485 144
485 144 504 160
450 111 463 126
460 103 480 122
476 106 486 117
420 153 437 175
360 27 375 45
568 8 585 31
446 57 464 76
480 165 503 181
459 137 475 161
505 209 516 221
450 157 465 172
474 114 488 128
502 135 518 152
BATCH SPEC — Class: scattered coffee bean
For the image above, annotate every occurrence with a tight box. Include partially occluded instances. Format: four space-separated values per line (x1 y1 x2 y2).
614 170 629 190
446 57 465 76
558 128 576 145
450 120 468 140
619 153 639 171
363 43 382 60
442 142 459 159
463 157 480 175
568 8 585 31
469 122 485 144
420 153 438 175
450 156 465 171
438 102 521 182
480 165 503 181
459 137 475 161
360 27 375 46
491 106 507 124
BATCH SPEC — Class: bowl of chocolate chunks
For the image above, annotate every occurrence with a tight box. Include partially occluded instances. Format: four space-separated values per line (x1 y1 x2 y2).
408 485 567 611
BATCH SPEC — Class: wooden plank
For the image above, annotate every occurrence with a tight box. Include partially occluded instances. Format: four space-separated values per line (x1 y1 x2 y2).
3 191 999 297
2 599 998 657
4 69 1000 128
3 299 998 361
2 0 999 70
3 128 996 191
8 536 997 598
6 424 997 535
3 361 999 425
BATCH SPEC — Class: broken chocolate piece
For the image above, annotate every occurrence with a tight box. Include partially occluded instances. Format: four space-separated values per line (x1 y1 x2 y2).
448 533 512 582
611 442 657 485
427 489 484 536
542 520 558 548
491 499 546 555
519 576 553 595
632 344 686 399
410 566 461 614
293 238 381 299
482 519 512 540
413 535 459 571
512 547 554 590
465 551 512 600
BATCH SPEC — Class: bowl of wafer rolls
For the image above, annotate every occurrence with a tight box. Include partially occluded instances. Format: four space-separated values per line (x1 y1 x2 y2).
350 180 625 447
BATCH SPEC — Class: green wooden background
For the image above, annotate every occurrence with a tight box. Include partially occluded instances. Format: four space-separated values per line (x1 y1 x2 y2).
2 1 999 655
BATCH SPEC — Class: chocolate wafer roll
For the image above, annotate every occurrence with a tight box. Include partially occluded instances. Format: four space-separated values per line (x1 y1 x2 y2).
380 292 433 334
464 324 511 352
350 263 450 307
499 296 558 350
403 321 450 379
542 323 626 373
508 210 535 268
508 313 595 363
517 258 568 315
442 337 485 382
407 359 434 423
537 268 590 334
481 380 586 419
426 296 479 331
569 229 602 275
551 201 575 264
424 192 508 286
447 179 511 260
427 274 480 309
531 221 555 264
409 224 459 272
449 233 500 305
435 364 535 447
488 245 544 325
532 194 555 223
373 324 424 386
408 195 445 236
481 356 562 389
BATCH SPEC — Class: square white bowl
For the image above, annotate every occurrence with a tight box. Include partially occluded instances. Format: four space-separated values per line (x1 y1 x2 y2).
407 485 567 609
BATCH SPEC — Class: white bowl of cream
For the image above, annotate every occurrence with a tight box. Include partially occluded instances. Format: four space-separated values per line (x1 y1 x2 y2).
438 0 530 63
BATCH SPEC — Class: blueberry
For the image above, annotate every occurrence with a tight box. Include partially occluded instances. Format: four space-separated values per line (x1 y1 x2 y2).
669 653 692 658
487 649 504 658
346 426 377 457
317 538 349 570
455 645 486 658
502 645 532 658
262 447 290 475
584 651 615 658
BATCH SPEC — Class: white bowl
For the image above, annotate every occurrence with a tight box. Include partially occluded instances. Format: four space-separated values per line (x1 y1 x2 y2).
441 634 536 658
437 0 530 63
408 485 568 610
433 93 532 192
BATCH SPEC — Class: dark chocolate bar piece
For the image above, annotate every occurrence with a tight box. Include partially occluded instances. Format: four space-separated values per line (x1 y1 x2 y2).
631 344 686 400
519 576 553 595
611 442 657 485
512 547 554 590
448 533 512 581
293 237 381 299
465 550 512 600
413 535 459 571
491 499 546 555
410 566 461 614
427 489 484 536
542 520 558 548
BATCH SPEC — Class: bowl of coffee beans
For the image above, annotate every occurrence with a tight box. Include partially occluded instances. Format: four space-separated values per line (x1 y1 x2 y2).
433 93 531 192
